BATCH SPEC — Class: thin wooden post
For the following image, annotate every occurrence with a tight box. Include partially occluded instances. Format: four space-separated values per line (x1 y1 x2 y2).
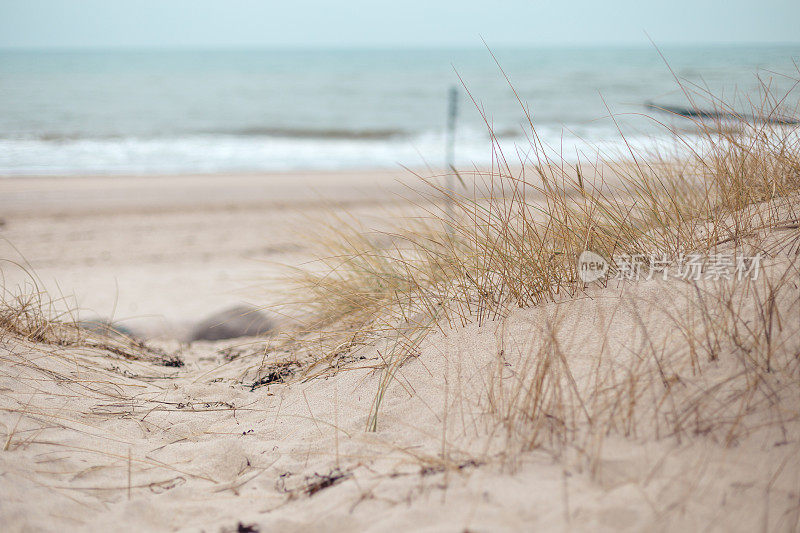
446 85 458 178
445 86 458 224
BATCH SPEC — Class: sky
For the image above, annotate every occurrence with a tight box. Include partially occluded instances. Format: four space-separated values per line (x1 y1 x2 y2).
0 0 798 49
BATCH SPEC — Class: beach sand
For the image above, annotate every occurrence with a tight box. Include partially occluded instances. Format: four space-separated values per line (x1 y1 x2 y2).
1 170 798 532
0 170 430 338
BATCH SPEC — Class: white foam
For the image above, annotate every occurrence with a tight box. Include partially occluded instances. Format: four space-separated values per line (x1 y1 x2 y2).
0 126 686 176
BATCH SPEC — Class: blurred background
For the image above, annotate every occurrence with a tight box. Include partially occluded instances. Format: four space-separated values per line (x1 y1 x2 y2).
1 0 799 175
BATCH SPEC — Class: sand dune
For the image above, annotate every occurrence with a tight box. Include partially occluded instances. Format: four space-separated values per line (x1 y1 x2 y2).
1 169 799 532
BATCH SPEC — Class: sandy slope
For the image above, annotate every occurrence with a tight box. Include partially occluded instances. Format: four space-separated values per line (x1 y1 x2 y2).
1 259 798 532
1 171 799 532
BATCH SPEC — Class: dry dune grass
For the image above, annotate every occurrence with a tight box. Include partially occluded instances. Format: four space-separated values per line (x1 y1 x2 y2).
280 81 799 335
484 255 799 456
278 68 800 428
257 70 800 526
0 270 184 367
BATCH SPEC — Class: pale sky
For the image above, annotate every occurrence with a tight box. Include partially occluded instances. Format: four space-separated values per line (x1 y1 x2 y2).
1 0 798 49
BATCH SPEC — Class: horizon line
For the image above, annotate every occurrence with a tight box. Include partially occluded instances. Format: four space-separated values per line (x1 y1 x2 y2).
2 41 800 53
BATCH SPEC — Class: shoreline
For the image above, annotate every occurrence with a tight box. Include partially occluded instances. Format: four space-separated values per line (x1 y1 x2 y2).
0 168 435 217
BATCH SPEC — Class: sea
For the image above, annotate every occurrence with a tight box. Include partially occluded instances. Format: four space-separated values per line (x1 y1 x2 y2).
0 45 798 175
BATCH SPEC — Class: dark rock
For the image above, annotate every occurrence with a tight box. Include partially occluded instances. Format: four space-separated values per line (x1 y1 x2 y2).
189 305 275 342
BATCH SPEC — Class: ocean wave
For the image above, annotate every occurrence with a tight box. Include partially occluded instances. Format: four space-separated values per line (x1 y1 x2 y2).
5 127 412 142
215 127 410 140
0 127 684 176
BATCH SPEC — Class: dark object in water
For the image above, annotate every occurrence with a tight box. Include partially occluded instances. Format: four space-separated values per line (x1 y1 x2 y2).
645 101 798 125
189 305 275 342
